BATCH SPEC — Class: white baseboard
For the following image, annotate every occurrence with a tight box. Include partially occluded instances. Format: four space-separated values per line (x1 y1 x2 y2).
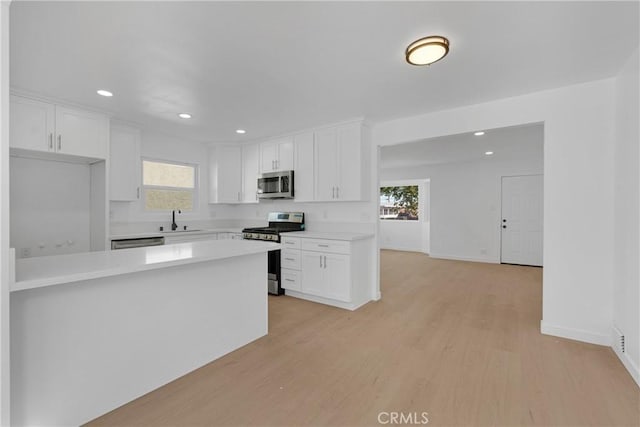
284 290 370 311
540 321 611 346
380 245 424 253
611 327 640 388
429 253 500 264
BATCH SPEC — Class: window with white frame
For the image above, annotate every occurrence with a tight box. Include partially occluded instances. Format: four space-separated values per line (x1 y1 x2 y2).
379 185 420 220
142 159 197 211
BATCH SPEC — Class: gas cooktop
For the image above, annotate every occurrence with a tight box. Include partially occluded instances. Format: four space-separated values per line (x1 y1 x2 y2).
242 212 304 243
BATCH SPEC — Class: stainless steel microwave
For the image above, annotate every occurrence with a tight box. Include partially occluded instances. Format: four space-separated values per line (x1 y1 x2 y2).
257 170 294 199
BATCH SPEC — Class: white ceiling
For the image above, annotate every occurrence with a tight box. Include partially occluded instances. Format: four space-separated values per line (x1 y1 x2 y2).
380 123 543 169
9 1 639 143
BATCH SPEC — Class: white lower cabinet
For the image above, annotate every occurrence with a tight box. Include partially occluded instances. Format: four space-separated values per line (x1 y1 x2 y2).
299 251 350 302
280 235 372 310
281 269 301 292
323 253 351 302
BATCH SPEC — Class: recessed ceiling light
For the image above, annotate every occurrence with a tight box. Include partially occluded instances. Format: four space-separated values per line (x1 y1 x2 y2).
474 131 485 136
178 113 192 119
485 151 494 156
405 35 450 66
236 129 246 134
96 89 113 97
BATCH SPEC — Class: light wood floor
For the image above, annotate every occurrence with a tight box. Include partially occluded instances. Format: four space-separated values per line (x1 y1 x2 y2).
88 251 640 427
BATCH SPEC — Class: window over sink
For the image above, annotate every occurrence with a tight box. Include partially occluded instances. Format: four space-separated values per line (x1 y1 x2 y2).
142 159 197 211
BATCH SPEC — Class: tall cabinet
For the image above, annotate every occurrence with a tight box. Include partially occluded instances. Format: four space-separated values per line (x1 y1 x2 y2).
314 122 368 202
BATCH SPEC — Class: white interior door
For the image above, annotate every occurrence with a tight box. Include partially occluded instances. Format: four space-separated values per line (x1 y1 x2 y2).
501 175 543 266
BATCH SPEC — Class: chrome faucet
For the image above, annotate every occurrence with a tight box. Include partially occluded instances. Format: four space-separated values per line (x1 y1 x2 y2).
171 209 181 231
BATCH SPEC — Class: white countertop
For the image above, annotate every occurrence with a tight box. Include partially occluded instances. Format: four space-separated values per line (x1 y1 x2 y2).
284 231 375 241
110 228 244 240
12 239 279 292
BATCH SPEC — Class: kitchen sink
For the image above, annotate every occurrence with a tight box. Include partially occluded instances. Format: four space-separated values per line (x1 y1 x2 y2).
161 229 203 233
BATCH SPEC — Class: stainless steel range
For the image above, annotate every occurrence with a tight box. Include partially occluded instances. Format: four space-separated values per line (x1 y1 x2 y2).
243 212 305 295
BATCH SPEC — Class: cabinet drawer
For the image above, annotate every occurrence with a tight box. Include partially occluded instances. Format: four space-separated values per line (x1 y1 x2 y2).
281 269 301 291
301 239 350 255
281 236 301 249
281 249 301 270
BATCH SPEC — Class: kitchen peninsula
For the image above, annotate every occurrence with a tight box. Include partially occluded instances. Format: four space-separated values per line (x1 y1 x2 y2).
10 239 278 427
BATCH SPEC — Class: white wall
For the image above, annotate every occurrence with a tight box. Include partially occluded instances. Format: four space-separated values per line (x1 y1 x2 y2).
613 47 639 385
373 78 616 347
0 1 11 424
109 130 212 231
10 157 92 258
380 135 543 263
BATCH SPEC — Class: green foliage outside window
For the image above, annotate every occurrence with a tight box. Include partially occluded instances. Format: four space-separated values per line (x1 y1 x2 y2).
380 185 419 220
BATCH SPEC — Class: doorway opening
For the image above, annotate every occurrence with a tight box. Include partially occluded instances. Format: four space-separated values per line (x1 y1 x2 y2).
378 122 544 265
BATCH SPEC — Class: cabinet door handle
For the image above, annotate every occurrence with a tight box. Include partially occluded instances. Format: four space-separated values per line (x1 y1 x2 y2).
323 256 327 268
57 135 62 151
319 255 323 268
276 159 279 169
137 187 140 199
336 187 339 199
48 133 53 150
332 187 335 199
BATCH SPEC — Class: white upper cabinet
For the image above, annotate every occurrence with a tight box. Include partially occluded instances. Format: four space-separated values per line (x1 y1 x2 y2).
314 128 339 201
241 143 260 203
55 106 109 159
293 131 314 202
109 125 141 201
209 144 259 204
10 96 55 152
10 95 108 160
315 122 368 202
216 145 243 203
260 138 294 172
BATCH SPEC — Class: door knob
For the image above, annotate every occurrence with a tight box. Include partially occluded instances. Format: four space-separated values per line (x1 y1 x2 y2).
502 225 507 229
502 219 507 222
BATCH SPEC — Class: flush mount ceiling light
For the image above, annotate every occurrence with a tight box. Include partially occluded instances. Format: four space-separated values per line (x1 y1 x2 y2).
236 129 246 134
96 89 113 97
405 35 450 66
178 113 192 119
474 131 485 136
485 151 494 156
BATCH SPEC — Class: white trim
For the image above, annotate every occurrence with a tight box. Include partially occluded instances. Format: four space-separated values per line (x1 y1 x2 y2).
540 321 611 346
284 290 371 311
429 253 500 264
380 245 426 253
1 2 11 425
611 327 640 388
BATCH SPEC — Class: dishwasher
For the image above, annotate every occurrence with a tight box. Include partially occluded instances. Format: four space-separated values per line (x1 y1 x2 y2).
110 236 165 250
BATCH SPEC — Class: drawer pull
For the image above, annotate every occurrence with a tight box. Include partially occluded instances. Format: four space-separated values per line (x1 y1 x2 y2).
284 258 295 261
318 244 329 248
285 241 296 245
285 278 295 282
